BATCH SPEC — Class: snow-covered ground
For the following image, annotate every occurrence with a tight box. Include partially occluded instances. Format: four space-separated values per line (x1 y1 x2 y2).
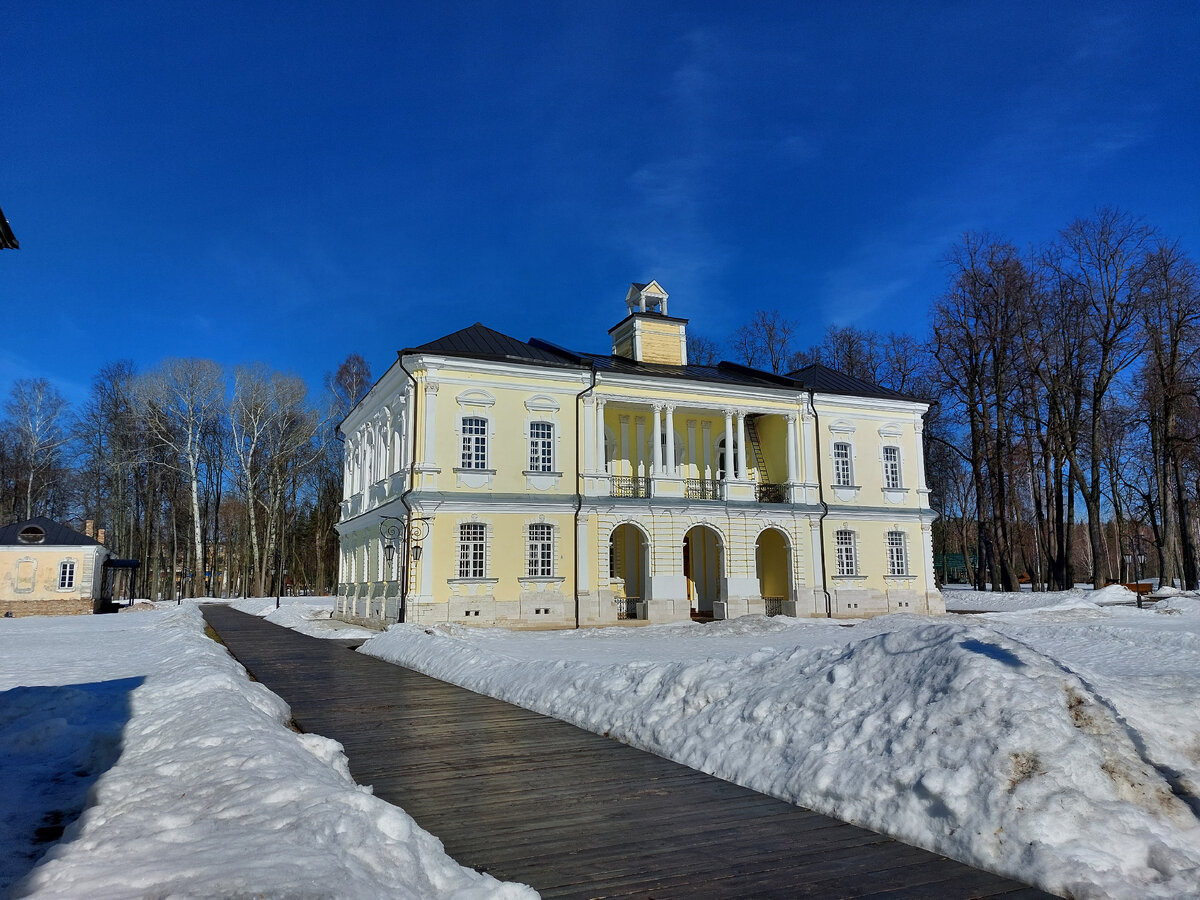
360 594 1200 900
943 583 1146 612
0 602 534 899
7 592 1200 898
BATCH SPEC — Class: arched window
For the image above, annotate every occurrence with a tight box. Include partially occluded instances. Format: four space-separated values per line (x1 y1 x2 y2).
717 437 739 480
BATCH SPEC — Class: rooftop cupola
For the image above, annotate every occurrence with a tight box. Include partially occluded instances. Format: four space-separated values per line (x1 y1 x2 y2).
610 279 689 366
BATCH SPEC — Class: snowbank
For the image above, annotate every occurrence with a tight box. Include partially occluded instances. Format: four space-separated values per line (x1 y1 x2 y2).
361 613 1200 899
0 605 533 899
944 585 1138 613
229 594 378 639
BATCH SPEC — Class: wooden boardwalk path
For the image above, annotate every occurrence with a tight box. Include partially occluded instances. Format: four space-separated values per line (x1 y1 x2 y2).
201 606 1050 899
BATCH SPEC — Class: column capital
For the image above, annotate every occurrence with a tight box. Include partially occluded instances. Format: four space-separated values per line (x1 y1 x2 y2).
786 412 798 425
424 380 440 395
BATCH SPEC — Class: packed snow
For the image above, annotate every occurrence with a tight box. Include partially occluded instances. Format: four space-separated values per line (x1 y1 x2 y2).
360 594 1200 899
0 603 534 899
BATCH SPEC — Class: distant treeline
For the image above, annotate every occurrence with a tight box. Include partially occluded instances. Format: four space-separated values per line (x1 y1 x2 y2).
690 209 1200 591
0 355 372 599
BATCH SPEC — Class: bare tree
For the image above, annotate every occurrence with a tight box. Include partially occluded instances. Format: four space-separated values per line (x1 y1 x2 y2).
686 333 722 366
730 310 796 373
1046 208 1155 587
140 359 225 598
4 378 70 520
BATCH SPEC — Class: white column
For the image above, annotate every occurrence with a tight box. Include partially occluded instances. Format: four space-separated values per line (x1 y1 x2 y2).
802 405 816 484
596 399 607 473
342 447 352 499
651 405 663 476
422 380 439 465
723 410 734 482
619 415 630 476
810 520 825 584
736 412 748 480
664 405 676 476
786 413 799 483
583 398 596 473
702 421 712 479
576 519 590 593
635 417 646 478
915 419 928 493
686 419 697 479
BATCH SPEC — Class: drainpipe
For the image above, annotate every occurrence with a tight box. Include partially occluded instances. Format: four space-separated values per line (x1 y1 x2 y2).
809 389 833 618
397 355 420 624
573 362 598 629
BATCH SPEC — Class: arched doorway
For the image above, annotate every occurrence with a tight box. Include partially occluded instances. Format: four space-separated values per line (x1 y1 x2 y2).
684 524 723 614
609 523 649 619
756 527 791 615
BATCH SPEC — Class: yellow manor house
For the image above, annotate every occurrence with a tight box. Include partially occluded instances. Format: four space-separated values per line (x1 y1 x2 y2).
335 281 944 629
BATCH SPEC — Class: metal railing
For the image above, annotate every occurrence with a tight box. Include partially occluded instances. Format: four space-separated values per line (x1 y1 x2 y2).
763 597 786 617
756 482 787 503
615 596 642 620
685 478 722 500
611 476 650 498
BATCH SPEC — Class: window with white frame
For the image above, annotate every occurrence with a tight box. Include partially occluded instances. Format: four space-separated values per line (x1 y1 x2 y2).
529 422 554 472
835 529 857 576
887 531 909 576
882 446 902 489
461 416 488 469
58 560 76 590
527 523 554 577
833 442 853 486
458 523 486 578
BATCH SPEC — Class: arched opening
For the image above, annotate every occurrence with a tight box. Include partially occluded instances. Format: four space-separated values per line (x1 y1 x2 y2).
716 437 739 480
756 527 792 616
609 523 648 619
683 524 723 614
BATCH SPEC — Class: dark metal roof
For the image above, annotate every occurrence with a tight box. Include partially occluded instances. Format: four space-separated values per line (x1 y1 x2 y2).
787 363 917 401
0 204 17 250
408 323 573 365
405 322 920 401
0 516 102 547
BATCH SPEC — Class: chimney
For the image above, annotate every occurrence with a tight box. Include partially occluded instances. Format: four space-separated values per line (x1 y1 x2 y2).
85 519 94 537
97 528 106 545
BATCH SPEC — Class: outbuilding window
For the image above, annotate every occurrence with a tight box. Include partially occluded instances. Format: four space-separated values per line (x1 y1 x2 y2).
58 560 76 590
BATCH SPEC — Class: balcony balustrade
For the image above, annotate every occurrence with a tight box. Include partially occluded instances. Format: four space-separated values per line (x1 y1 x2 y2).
611 476 650 498
685 478 722 500
756 482 787 504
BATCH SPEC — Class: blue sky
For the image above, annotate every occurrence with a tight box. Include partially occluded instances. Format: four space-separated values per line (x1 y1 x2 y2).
4 2 1198 406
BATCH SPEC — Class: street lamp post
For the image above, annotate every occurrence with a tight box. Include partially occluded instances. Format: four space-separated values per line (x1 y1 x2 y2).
379 514 431 623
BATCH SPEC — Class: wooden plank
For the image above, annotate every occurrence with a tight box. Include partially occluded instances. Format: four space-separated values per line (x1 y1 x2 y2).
201 606 1050 899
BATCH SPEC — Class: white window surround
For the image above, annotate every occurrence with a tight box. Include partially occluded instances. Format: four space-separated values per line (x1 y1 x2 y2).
526 522 555 577
882 445 902 489
887 530 912 577
15 557 36 593
457 522 487 579
58 560 77 591
834 529 861 578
